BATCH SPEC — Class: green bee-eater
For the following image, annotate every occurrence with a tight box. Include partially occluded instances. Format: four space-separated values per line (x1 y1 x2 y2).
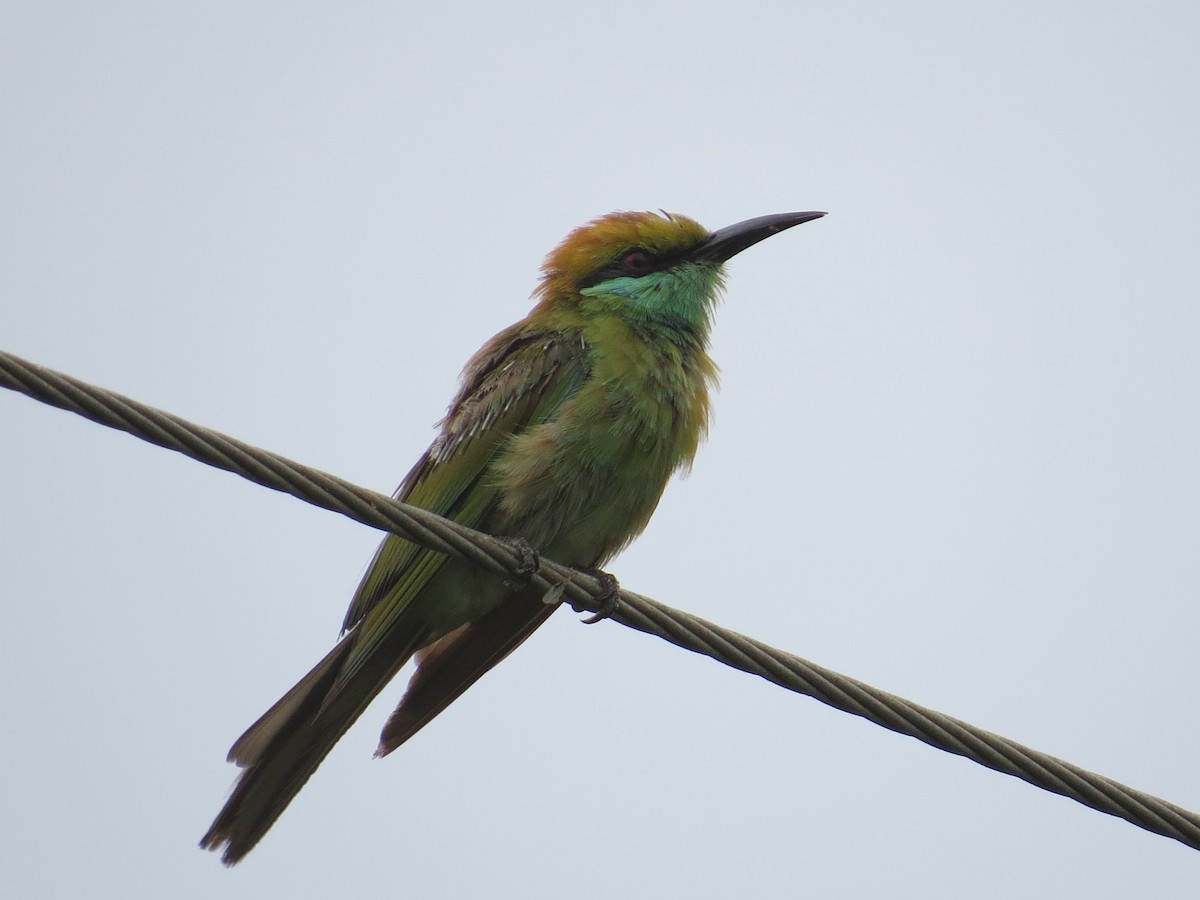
201 209 824 863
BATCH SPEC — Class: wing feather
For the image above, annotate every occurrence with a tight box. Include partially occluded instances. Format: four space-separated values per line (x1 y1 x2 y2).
333 327 587 690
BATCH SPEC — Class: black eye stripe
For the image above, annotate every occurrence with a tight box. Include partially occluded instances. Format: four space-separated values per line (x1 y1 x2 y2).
581 247 682 288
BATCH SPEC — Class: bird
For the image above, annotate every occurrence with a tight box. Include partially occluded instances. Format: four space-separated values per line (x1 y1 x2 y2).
201 208 825 864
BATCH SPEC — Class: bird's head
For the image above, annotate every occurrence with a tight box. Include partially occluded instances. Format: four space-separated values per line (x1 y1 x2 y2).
534 209 824 339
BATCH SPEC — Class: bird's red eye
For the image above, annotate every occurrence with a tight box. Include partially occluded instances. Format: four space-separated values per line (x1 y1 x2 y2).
621 249 654 276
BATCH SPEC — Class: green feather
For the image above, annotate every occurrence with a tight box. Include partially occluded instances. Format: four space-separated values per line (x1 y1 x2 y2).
201 208 823 864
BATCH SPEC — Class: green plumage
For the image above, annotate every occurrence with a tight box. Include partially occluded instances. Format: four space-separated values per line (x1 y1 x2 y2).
201 208 823 864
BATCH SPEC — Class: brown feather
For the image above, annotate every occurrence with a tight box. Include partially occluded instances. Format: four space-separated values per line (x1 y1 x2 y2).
200 625 430 864
376 591 558 756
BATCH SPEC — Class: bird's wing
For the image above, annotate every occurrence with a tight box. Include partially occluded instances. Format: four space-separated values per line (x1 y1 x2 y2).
331 326 587 691
202 327 588 864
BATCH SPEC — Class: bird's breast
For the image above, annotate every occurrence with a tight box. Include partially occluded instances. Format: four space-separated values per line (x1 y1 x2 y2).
488 323 716 567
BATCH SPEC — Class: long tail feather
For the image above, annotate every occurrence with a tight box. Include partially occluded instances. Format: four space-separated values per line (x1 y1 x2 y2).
200 628 427 865
377 592 557 756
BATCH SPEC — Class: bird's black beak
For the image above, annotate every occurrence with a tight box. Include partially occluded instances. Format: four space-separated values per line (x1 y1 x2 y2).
696 211 826 264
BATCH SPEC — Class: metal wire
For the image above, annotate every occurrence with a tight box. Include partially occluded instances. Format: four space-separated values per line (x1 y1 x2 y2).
3 346 1198 852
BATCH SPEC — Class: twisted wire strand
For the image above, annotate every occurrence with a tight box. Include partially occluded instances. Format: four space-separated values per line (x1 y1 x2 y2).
3 347 1197 851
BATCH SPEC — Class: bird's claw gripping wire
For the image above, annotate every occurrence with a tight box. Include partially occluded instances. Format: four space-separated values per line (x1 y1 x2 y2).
573 568 620 624
500 537 541 589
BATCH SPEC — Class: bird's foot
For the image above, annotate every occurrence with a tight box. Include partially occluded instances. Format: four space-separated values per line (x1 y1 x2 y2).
500 537 541 589
573 568 621 624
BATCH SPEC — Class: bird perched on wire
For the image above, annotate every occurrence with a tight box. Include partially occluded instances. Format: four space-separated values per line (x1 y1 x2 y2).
201 208 825 864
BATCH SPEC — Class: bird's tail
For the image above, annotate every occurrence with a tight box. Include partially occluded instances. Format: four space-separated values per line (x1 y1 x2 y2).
200 627 426 865
376 590 557 755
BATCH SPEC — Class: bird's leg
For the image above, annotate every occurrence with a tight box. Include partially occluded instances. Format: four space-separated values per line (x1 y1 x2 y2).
499 537 541 589
573 568 621 624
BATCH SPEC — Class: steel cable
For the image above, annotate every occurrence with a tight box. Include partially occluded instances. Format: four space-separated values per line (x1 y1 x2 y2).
3 347 1197 852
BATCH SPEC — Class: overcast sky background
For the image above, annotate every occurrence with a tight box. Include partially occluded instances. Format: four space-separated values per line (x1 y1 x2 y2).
3 3 1198 897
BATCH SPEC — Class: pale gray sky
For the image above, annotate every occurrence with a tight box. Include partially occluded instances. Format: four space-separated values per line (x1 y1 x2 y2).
2 3 1198 897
